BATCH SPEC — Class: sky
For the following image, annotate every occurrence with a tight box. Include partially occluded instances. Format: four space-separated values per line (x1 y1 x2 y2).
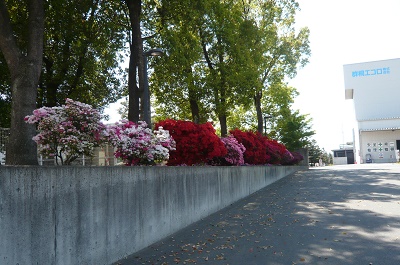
288 0 400 152
104 0 400 153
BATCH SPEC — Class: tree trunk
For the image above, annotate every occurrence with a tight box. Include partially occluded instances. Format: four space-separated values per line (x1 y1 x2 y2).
186 66 200 123
189 98 200 124
0 0 44 165
254 90 263 134
43 56 58 107
7 66 39 164
219 114 228 137
125 0 144 123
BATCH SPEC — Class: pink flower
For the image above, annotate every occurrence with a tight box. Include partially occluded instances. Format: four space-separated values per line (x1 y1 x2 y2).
24 98 107 165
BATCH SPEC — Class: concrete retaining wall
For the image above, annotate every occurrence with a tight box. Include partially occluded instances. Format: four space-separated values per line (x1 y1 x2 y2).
0 165 306 265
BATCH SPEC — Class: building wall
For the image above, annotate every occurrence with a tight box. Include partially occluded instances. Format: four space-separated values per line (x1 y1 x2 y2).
358 118 400 131
343 58 400 121
359 130 400 163
333 157 348 165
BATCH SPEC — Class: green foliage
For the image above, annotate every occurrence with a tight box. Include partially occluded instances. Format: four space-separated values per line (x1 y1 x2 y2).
276 109 314 151
307 139 332 165
39 0 128 109
228 80 314 151
1 0 128 117
227 106 258 132
144 0 310 137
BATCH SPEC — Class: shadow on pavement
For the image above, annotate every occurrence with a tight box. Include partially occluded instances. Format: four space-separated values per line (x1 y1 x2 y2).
115 164 400 265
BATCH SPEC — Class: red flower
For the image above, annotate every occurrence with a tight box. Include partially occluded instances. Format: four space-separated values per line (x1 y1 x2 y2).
230 129 268 165
155 119 227 165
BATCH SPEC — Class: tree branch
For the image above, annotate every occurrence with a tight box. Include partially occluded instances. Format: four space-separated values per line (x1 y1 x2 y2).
0 0 21 77
199 27 214 71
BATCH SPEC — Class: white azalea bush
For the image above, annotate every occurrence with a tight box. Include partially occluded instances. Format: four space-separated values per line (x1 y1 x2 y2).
106 120 176 166
25 98 107 165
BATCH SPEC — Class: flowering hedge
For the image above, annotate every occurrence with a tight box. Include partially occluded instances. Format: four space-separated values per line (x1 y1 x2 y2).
155 119 227 166
25 98 303 166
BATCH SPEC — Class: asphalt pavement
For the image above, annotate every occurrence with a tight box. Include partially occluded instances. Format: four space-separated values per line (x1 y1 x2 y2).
114 163 400 265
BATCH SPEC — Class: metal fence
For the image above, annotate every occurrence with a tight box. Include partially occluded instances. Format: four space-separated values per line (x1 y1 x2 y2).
38 145 118 166
0 128 118 166
0 128 10 164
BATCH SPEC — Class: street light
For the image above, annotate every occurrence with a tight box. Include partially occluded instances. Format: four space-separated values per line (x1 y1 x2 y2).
264 115 272 135
143 48 164 128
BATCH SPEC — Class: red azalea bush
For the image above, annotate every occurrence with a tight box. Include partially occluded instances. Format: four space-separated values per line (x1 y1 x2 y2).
230 129 303 165
155 119 227 166
229 129 269 165
265 139 288 165
265 140 304 165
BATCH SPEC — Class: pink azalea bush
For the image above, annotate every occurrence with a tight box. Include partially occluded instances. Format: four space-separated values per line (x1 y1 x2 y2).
25 98 106 165
106 120 176 166
211 135 246 166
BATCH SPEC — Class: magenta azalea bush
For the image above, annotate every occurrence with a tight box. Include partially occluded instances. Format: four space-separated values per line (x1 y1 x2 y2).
24 98 106 165
106 120 176 166
215 135 246 166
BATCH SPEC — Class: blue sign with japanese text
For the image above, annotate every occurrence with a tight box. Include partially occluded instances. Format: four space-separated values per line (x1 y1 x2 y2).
352 67 390 77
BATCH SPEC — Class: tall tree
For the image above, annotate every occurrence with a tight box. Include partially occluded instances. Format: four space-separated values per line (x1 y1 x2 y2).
308 139 332 165
0 0 44 164
148 0 209 124
261 80 314 149
252 0 310 134
275 108 314 151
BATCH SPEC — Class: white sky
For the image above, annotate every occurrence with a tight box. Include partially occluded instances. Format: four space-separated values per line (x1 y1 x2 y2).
105 0 400 153
289 0 400 152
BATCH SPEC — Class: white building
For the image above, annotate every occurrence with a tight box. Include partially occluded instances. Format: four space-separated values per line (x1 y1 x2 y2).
343 58 400 163
332 144 354 165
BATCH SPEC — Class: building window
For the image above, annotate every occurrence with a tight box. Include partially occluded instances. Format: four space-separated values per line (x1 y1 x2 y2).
335 150 346 157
